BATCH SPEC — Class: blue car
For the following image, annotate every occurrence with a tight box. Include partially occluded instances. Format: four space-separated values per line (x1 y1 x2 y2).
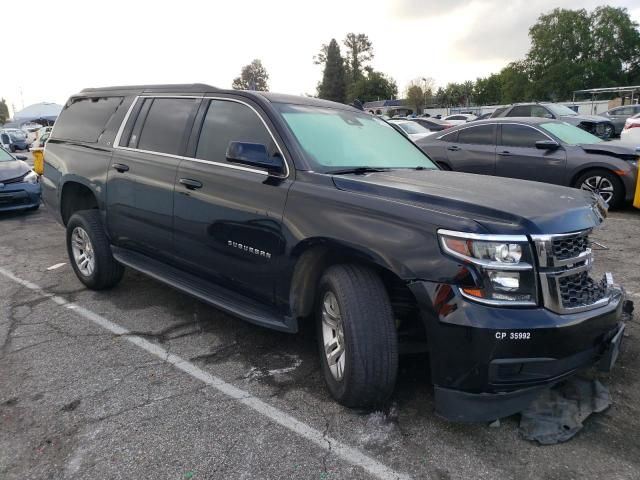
0 146 41 212
0 129 30 152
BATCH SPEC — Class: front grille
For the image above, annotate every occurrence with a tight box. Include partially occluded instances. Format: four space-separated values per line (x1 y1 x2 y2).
533 229 611 314
559 271 607 309
552 234 589 260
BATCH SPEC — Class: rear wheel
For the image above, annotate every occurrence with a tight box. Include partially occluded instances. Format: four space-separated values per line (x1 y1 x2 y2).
66 210 124 290
316 264 398 408
603 124 615 139
574 169 624 209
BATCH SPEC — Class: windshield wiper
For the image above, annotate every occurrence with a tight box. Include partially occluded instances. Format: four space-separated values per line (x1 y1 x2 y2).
327 167 392 175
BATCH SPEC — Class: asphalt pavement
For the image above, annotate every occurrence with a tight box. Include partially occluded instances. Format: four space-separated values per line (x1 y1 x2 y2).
1 204 639 480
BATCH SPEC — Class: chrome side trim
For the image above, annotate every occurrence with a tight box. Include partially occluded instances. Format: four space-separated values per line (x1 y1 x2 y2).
435 121 557 142
112 95 291 179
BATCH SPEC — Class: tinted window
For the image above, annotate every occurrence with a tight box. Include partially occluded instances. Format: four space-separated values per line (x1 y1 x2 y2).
137 98 197 155
457 125 494 145
439 130 459 142
53 96 123 142
500 124 547 147
196 100 274 162
531 105 552 118
506 105 532 117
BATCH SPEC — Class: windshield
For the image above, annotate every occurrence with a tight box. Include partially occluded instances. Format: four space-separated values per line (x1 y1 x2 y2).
395 121 429 134
546 104 578 116
0 147 15 162
276 104 437 171
9 132 25 141
540 122 603 145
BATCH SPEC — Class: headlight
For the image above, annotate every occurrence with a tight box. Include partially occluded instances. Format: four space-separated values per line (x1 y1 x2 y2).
438 229 537 306
23 170 39 184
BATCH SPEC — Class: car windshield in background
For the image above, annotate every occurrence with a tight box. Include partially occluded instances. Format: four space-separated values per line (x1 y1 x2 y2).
547 104 578 117
541 122 603 145
0 148 15 162
396 122 429 134
9 132 25 141
276 104 437 171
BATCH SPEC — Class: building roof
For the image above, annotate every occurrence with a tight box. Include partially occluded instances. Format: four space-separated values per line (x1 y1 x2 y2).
13 102 63 122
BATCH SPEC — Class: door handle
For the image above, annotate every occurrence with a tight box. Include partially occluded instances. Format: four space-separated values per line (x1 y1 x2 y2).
112 163 129 172
497 151 512 156
179 178 203 190
447 145 461 151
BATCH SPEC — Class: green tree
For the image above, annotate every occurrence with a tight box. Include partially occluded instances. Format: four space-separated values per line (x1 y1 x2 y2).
343 33 374 85
0 99 9 124
499 61 533 103
349 69 397 103
474 74 502 105
317 39 347 103
588 6 640 86
232 59 270 91
405 85 424 114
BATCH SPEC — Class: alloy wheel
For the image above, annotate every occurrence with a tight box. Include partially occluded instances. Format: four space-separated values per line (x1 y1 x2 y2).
580 176 614 205
71 227 95 276
321 291 346 381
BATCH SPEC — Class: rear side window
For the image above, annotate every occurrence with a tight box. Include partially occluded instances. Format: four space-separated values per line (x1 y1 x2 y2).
439 130 458 142
54 96 123 142
506 105 532 117
196 100 274 162
500 124 547 147
457 125 494 145
136 98 197 155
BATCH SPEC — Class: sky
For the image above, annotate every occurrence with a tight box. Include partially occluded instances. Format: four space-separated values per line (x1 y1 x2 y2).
2 0 639 116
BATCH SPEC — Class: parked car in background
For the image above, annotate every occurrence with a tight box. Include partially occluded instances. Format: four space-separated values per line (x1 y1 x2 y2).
442 113 477 125
416 117 638 208
37 126 53 141
491 102 615 139
620 113 640 145
601 104 640 136
0 129 30 152
408 117 453 132
0 146 41 212
388 119 433 141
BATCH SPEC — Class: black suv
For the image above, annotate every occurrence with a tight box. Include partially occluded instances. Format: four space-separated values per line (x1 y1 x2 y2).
491 102 615 139
42 84 627 422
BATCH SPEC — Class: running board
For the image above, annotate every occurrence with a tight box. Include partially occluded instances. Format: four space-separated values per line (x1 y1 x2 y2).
111 246 296 333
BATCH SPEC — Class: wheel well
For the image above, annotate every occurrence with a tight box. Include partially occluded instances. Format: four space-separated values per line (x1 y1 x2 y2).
289 244 425 344
60 182 99 225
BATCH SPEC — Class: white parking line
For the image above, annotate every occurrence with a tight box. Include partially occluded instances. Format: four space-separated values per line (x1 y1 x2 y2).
0 266 410 480
46 263 66 271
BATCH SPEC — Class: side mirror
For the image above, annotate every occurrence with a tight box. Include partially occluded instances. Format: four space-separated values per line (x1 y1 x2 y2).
535 140 560 150
226 142 285 176
15 155 28 160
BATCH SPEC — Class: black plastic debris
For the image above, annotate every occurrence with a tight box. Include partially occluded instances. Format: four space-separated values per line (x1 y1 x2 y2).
519 377 611 445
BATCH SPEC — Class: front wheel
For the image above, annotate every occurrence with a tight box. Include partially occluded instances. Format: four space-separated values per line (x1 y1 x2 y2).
316 264 398 408
66 210 124 290
574 169 624 209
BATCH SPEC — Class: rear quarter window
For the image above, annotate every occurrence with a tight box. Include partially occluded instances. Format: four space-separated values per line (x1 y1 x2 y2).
53 96 123 143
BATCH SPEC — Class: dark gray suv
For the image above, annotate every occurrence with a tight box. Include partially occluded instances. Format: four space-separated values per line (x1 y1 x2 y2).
491 103 615 139
416 117 638 208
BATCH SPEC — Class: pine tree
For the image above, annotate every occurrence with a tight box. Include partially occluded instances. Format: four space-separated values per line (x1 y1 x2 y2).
0 99 9 125
317 39 346 103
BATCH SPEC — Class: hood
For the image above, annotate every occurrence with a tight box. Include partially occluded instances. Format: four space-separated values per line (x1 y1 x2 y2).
562 114 610 124
579 140 638 159
332 170 605 235
0 160 31 182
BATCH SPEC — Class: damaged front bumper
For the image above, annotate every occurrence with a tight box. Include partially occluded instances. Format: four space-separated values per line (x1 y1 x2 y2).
409 280 629 423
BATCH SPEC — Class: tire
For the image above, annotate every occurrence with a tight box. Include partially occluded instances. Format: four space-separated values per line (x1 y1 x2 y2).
603 124 615 139
66 210 124 290
9 145 16 153
316 264 398 408
574 169 624 209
